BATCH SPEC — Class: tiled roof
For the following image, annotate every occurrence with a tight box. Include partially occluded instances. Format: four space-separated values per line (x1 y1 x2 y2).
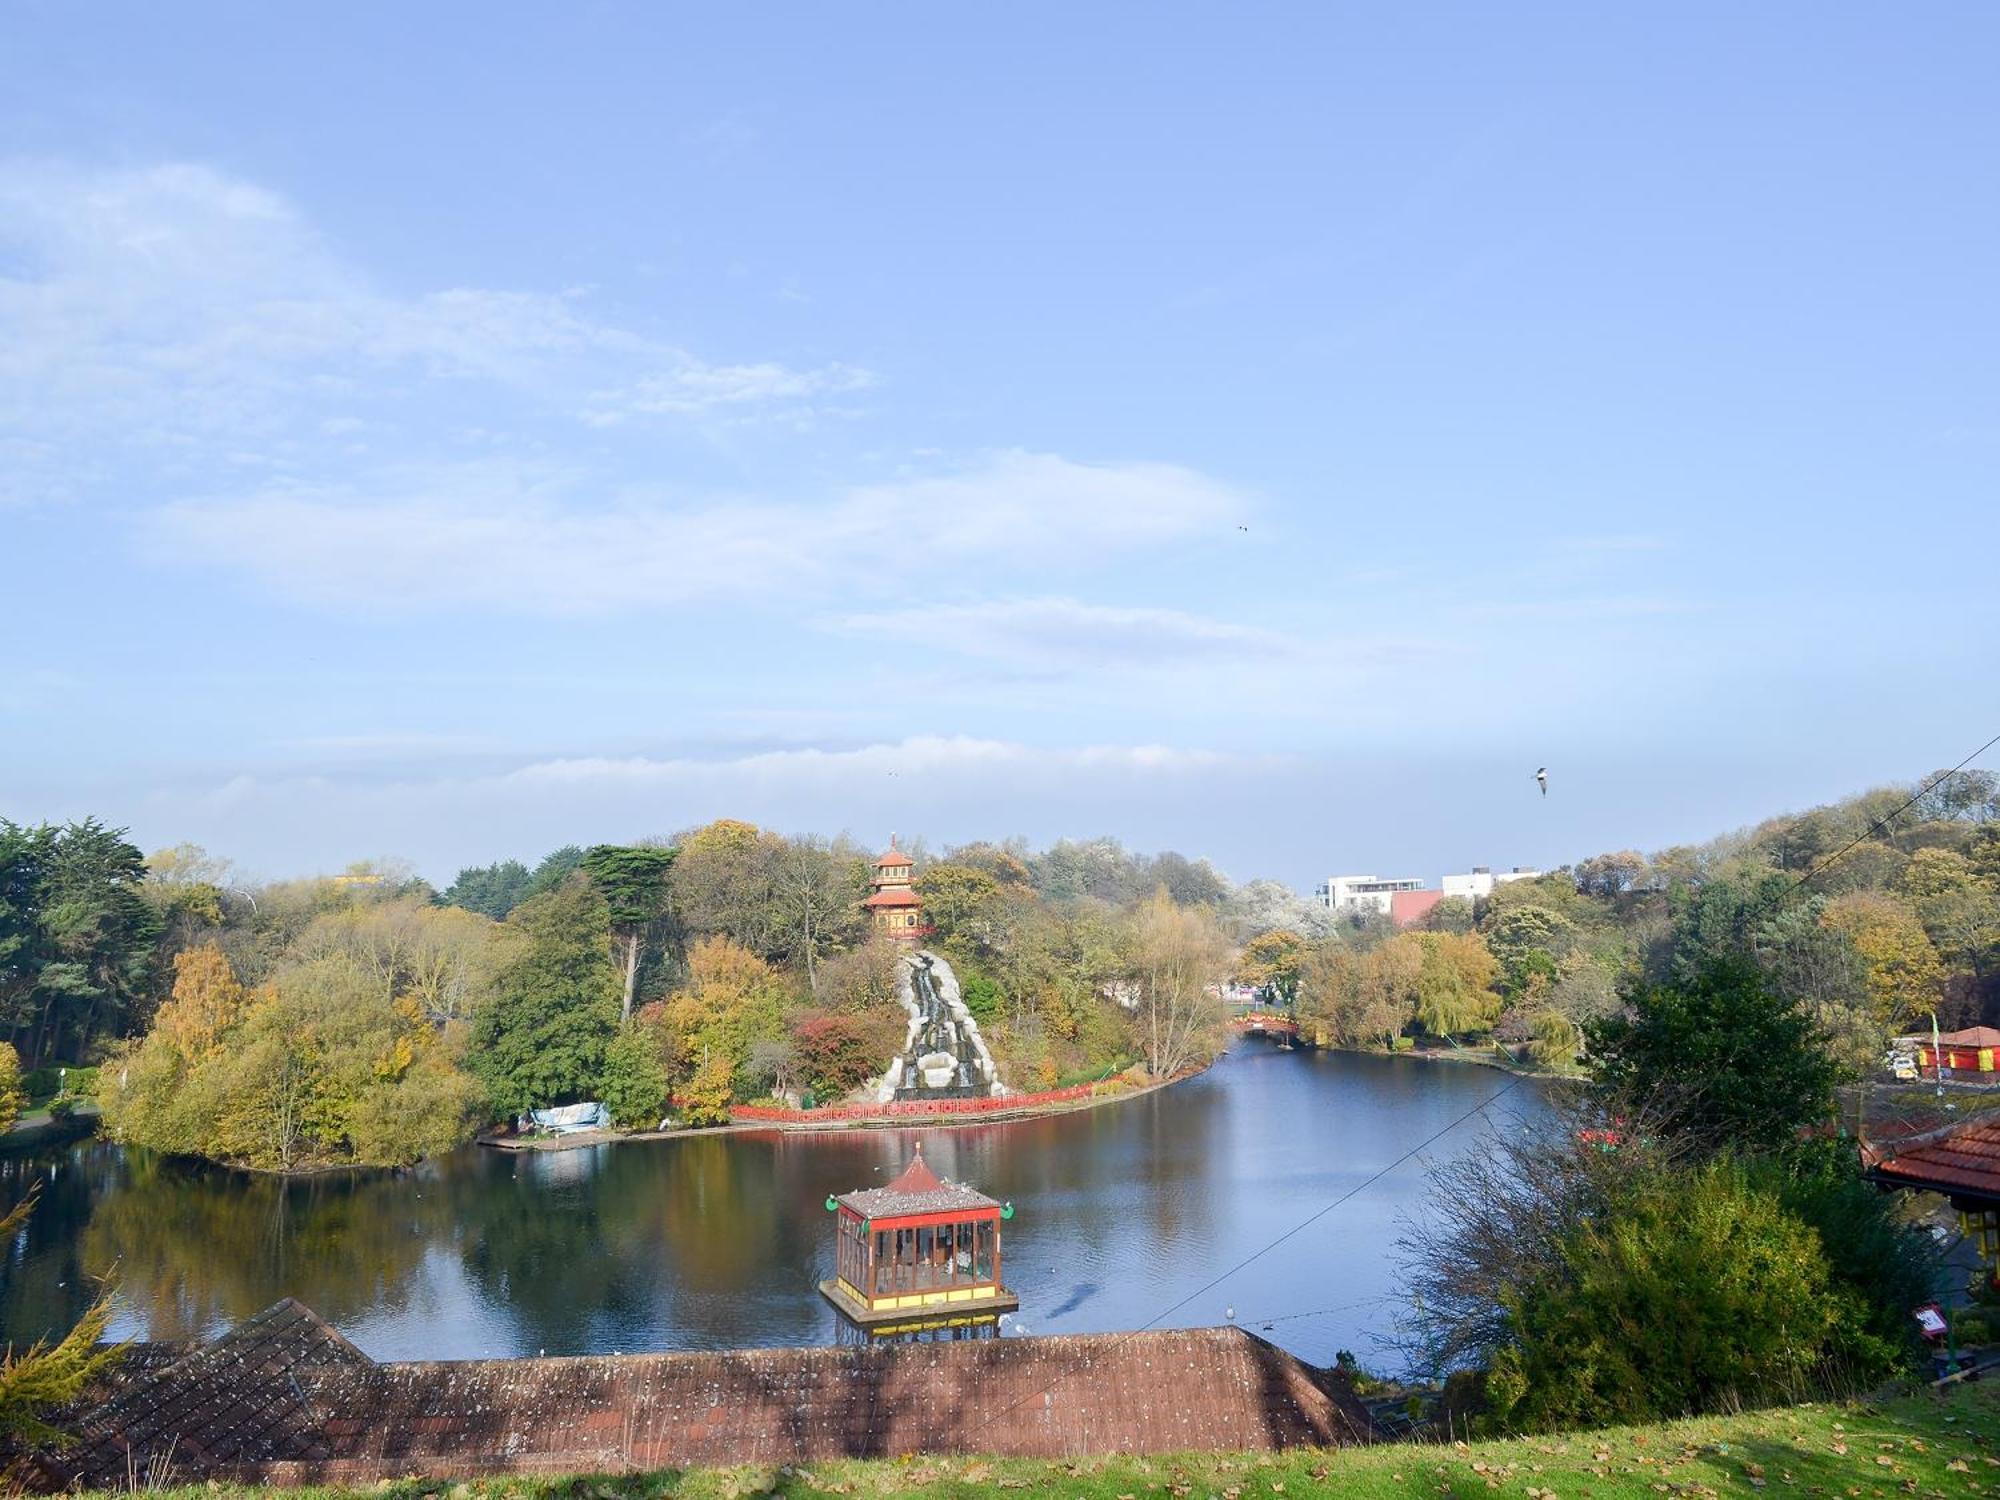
1937 1027 2000 1048
57 1309 1370 1485
875 849 914 868
836 1151 998 1218
60 1299 371 1486
862 887 922 908
1871 1112 2000 1201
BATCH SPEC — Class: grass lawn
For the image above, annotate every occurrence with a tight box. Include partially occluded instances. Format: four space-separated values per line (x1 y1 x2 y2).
86 1377 2000 1499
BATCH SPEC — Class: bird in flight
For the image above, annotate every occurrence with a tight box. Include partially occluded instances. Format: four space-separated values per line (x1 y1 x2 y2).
1536 767 1548 797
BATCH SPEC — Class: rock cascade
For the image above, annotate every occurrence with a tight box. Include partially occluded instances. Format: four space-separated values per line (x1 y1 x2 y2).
874 950 1008 1102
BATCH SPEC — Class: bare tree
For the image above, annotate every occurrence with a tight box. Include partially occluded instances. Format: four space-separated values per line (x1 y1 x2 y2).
1125 888 1229 1079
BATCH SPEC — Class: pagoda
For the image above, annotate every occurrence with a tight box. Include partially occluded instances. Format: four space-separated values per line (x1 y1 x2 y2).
820 1146 1019 1339
863 837 924 944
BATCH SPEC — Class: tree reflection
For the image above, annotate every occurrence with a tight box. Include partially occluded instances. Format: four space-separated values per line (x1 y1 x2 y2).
80 1149 448 1339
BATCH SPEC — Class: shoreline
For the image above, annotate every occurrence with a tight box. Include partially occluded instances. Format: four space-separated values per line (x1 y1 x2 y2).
1285 1034 1577 1083
481 1061 1207 1152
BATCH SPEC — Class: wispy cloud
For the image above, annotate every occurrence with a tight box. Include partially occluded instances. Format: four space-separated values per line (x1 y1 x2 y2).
830 597 1296 667
147 450 1251 615
0 159 868 503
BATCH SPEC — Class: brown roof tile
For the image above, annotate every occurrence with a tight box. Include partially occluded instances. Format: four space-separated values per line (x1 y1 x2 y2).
1872 1112 2000 1200
56 1306 1371 1486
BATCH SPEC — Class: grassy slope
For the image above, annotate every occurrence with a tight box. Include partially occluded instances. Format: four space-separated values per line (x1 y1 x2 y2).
98 1380 2000 1499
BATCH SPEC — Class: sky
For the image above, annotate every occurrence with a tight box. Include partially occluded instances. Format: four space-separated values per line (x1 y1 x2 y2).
2 4 1997 890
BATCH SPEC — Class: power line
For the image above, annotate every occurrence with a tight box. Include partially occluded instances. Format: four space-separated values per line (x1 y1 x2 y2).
966 1071 1528 1443
1778 730 2000 905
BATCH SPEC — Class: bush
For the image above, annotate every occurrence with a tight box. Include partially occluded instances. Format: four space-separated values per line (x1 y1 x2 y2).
959 972 1001 1022
1391 1035 1415 1051
1486 1158 1867 1432
47 1095 76 1122
1952 1311 1991 1347
0 1044 20 1133
600 1021 670 1128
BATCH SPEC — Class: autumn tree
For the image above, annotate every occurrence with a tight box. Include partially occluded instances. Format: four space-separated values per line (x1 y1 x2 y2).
1413 932 1502 1037
1237 929 1307 1007
0 1043 20 1134
1125 889 1229 1079
1822 890 1945 1030
662 935 795 1093
669 819 783 957
154 944 248 1060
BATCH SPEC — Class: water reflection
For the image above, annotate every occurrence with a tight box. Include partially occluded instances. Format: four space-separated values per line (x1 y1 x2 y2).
1 1048 1547 1370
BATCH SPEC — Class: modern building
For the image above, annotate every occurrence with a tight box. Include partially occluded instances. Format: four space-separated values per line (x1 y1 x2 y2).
1314 874 1425 916
1440 866 1541 903
863 839 925 944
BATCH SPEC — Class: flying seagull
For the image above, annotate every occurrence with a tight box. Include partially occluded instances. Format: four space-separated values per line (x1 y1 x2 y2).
1536 767 1548 797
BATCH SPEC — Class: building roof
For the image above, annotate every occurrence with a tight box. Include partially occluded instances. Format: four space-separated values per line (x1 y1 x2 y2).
1935 1027 2000 1048
1869 1112 2000 1202
54 1308 1369 1485
875 847 914 869
835 1149 998 1218
862 886 923 909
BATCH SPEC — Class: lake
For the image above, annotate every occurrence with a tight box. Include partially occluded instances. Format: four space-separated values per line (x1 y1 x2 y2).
1 1045 1550 1372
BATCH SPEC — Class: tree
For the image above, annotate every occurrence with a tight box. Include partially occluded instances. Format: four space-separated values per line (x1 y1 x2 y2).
1481 905 1574 1002
914 862 1005 950
0 1189 121 1453
1236 929 1307 1007
1125 889 1229 1079
1410 932 1501 1038
791 1012 879 1099
1821 890 1945 1030
1572 850 1647 901
661 935 794 1092
0 1043 19 1134
153 944 248 1061
600 1021 670 1129
1484 1160 1866 1432
440 859 534 920
470 880 621 1118
771 836 866 991
580 844 677 1020
1589 957 1842 1156
669 820 784 957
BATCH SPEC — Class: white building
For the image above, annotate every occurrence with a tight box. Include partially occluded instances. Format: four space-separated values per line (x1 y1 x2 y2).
1315 874 1425 915
1440 866 1541 903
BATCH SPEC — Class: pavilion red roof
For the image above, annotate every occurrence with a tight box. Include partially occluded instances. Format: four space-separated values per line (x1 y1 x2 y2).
835 1149 998 1219
1870 1113 2000 1202
863 887 922 908
875 847 914 869
1936 1027 2000 1048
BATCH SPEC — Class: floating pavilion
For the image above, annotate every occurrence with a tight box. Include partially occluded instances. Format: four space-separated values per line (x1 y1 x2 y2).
819 1145 1019 1337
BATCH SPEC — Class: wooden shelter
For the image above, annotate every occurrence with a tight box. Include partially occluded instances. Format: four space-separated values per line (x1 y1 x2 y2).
819 1146 1018 1335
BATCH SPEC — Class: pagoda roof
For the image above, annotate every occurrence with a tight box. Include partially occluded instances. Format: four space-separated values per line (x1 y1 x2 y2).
1936 1026 2000 1048
863 887 922 909
875 849 915 868
835 1149 999 1219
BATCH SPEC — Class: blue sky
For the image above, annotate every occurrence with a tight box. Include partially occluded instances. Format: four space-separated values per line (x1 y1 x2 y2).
3 3 1996 888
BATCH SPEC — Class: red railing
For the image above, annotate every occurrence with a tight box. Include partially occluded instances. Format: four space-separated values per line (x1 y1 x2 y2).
730 1080 1109 1125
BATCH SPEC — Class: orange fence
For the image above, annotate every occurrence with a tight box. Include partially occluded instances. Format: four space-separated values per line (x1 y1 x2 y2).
730 1080 1108 1125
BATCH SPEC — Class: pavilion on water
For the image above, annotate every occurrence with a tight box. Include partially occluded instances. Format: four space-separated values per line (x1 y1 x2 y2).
819 1146 1019 1338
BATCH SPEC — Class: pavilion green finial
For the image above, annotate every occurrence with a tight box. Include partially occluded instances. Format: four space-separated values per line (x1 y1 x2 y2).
825 1194 839 1212
1000 1201 1015 1220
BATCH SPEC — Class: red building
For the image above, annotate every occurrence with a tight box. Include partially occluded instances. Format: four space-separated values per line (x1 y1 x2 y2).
863 838 925 944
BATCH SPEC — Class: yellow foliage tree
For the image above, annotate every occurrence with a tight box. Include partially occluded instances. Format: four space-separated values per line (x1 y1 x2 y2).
154 944 248 1062
663 935 794 1084
1822 890 1945 1030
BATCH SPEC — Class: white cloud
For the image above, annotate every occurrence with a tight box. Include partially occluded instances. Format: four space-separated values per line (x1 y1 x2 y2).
0 159 869 502
830 597 1295 666
129 735 1269 879
148 450 1251 615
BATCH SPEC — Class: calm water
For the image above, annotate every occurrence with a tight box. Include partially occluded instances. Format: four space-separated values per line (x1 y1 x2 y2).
1 1046 1549 1371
